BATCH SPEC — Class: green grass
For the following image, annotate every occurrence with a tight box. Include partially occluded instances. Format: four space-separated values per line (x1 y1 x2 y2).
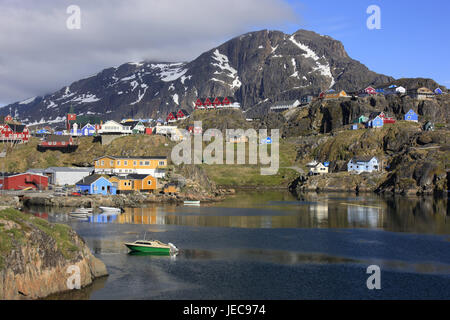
0 208 81 268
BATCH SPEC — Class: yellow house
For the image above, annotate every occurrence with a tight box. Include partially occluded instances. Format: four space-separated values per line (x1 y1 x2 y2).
325 90 347 99
109 174 157 193
95 156 167 178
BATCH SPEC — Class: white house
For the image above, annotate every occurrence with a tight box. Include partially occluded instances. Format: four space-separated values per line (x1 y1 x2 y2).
347 156 379 174
270 100 300 112
98 120 132 135
155 125 178 136
309 162 329 175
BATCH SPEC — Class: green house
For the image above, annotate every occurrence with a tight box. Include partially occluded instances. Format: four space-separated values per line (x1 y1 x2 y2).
353 115 369 124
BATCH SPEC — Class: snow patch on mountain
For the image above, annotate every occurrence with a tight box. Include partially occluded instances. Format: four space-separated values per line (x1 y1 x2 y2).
172 94 179 105
71 94 101 104
211 49 241 89
289 35 335 88
151 63 188 82
19 96 37 105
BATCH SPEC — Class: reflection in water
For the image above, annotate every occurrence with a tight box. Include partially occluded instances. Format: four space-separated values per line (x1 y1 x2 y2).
26 192 449 234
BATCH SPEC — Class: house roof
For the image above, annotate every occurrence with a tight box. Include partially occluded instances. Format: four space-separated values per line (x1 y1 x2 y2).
351 156 376 163
45 134 71 142
272 99 299 107
94 155 167 161
45 167 94 173
75 174 106 186
6 124 27 133
178 109 190 115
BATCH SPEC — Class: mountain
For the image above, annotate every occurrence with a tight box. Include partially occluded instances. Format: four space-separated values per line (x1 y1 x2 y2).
2 29 394 125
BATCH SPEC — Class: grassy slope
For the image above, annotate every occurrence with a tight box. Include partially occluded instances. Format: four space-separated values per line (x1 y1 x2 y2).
0 208 79 269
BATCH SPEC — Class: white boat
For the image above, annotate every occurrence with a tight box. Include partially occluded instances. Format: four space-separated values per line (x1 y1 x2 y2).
99 206 123 213
184 200 200 206
76 207 93 213
69 212 91 218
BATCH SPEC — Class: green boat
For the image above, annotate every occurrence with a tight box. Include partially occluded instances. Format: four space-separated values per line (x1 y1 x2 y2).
124 240 178 254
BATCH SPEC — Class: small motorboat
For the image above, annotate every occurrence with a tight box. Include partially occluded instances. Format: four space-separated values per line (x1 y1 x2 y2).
76 207 93 213
125 240 178 254
183 200 200 206
99 206 123 213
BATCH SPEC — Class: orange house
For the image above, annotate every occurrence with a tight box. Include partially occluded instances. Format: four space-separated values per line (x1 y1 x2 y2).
109 174 157 194
163 183 178 195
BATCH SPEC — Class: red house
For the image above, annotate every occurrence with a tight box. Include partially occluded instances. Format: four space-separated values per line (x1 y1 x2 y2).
3 115 13 123
203 98 213 109
166 112 177 123
145 127 153 135
0 124 30 144
195 98 205 109
365 87 377 95
0 173 48 190
213 97 223 108
38 135 78 152
176 109 190 120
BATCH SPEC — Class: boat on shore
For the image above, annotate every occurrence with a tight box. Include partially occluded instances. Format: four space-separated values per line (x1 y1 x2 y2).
184 200 200 206
125 240 178 254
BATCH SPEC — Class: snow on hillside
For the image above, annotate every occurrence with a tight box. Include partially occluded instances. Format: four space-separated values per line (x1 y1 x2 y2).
211 49 242 89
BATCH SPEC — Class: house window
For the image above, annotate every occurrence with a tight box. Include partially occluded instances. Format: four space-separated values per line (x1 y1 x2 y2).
124 161 128 166
159 161 165 166
144 161 150 166
147 180 152 185
140 161 143 166
117 160 121 166
133 161 137 166
110 161 114 166
102 186 105 191
96 161 99 166
101 160 104 166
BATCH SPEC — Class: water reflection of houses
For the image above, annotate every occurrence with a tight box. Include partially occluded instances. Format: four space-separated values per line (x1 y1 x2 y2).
347 205 384 228
117 207 163 225
309 202 329 225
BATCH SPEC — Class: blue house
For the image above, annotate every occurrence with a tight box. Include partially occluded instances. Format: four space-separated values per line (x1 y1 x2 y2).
434 88 443 95
347 156 379 174
404 109 418 122
368 116 384 128
81 123 96 136
75 174 117 195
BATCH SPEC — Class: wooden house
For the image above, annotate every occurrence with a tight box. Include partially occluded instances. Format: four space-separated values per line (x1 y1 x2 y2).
434 88 443 95
347 156 380 174
195 98 206 109
408 87 435 100
75 174 116 195
166 112 177 123
367 116 384 128
270 100 300 112
176 109 190 120
0 172 48 190
309 162 329 175
404 109 418 122
353 115 369 124
81 123 96 136
365 86 377 95
38 134 77 152
0 124 30 144
97 120 132 135
325 90 347 99
94 155 167 178
204 98 213 109
109 174 157 194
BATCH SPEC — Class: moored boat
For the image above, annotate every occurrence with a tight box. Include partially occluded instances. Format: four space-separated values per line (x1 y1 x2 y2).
99 206 123 213
184 200 200 206
124 240 178 254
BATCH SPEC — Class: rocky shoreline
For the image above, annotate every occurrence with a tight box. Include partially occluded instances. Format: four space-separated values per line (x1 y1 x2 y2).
0 208 108 300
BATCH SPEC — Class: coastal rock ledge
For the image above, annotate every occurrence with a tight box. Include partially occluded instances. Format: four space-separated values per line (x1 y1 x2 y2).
0 208 107 300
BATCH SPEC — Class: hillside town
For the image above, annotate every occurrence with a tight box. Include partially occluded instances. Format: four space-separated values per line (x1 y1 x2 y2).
0 82 446 197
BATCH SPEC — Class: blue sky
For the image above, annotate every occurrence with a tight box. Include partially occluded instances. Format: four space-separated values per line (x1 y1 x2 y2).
281 0 450 86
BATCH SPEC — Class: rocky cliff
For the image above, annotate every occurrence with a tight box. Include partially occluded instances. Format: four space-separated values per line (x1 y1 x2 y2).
2 29 392 124
0 209 107 300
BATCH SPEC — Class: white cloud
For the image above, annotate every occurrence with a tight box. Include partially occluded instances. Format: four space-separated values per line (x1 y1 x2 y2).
0 0 298 104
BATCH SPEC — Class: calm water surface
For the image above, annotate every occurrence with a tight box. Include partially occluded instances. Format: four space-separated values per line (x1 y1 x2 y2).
27 191 450 299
